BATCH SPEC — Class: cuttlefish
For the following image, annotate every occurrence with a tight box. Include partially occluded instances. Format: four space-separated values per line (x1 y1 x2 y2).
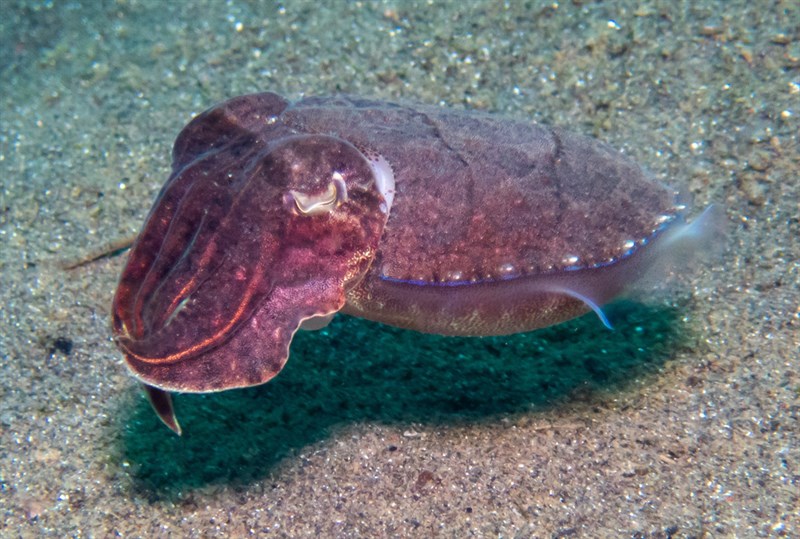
112 92 721 433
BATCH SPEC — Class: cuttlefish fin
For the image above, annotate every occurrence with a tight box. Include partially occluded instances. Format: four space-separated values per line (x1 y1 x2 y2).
542 285 614 330
143 383 182 435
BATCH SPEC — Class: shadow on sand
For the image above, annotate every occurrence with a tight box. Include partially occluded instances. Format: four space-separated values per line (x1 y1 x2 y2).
116 299 693 498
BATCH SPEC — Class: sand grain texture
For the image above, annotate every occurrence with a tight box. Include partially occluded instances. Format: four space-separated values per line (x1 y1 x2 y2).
1 1 797 537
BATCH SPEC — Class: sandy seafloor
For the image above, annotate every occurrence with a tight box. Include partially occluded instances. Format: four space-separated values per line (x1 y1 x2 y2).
1 0 798 537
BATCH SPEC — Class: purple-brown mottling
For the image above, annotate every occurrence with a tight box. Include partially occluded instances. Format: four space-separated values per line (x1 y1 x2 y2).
112 92 722 433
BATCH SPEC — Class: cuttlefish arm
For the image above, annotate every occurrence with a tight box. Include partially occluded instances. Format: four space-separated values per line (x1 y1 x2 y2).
140 271 353 435
112 96 394 433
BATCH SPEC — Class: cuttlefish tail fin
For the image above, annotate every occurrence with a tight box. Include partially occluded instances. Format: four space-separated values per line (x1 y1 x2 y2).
142 384 182 435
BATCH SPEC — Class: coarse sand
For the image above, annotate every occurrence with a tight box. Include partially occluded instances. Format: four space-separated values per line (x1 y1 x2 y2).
1 1 797 537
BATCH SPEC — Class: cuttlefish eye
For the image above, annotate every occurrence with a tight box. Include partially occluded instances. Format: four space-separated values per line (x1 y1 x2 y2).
266 134 395 219
286 172 348 216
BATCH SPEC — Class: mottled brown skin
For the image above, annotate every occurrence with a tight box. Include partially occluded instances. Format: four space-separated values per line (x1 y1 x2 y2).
112 92 688 433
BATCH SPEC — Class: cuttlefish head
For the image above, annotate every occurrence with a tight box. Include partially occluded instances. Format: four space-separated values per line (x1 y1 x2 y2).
112 95 394 433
